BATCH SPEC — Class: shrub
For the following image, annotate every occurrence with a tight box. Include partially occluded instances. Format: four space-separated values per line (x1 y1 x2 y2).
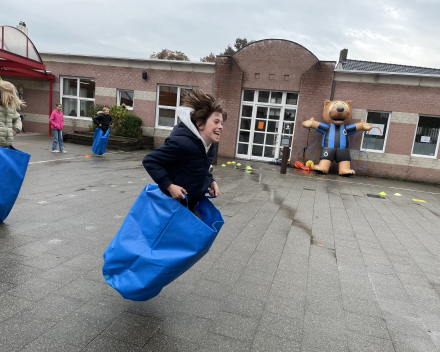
116 114 143 139
109 104 130 135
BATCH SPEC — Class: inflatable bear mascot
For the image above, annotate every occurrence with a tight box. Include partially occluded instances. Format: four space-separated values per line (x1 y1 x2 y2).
302 100 372 176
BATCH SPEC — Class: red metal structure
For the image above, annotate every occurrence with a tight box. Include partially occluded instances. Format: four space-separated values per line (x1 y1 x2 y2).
0 25 55 134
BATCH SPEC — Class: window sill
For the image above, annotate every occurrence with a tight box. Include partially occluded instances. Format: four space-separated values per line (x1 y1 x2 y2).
410 154 438 159
155 125 174 130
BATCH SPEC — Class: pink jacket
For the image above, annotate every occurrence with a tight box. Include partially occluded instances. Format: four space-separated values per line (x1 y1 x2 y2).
50 109 64 130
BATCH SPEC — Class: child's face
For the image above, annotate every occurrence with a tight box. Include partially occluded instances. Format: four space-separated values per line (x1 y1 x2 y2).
198 112 223 144
56 105 62 112
103 109 110 115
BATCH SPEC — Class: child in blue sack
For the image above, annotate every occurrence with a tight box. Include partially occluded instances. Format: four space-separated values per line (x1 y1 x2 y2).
143 89 227 217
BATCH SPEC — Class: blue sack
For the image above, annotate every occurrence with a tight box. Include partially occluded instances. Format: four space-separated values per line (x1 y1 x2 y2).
92 128 109 155
102 183 224 301
0 146 31 223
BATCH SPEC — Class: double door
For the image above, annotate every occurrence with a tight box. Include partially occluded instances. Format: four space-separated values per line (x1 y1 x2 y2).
236 90 297 161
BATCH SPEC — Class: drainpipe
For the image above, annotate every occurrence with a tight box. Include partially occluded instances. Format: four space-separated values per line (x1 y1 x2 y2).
48 79 52 135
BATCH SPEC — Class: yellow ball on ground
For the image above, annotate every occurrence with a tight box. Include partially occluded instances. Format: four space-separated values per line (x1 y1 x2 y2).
306 160 314 167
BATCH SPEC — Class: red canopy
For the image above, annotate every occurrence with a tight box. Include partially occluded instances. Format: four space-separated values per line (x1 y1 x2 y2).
1 25 55 133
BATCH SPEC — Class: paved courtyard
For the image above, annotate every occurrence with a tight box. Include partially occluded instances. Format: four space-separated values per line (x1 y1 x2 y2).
1 132 440 352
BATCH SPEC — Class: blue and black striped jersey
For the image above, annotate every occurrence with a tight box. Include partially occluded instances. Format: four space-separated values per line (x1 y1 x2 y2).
317 123 357 148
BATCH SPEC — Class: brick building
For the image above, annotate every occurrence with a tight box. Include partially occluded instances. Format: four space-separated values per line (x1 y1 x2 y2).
1 26 439 182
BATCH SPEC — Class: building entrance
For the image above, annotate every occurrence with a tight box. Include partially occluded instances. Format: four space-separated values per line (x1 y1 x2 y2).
236 89 298 161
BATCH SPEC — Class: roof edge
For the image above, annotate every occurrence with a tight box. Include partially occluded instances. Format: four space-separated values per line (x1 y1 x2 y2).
39 52 215 66
334 68 440 79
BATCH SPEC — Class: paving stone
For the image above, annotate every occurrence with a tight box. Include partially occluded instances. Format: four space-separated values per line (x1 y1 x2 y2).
199 332 252 352
160 312 211 342
209 311 259 341
346 332 394 352
20 336 81 352
43 313 108 347
221 293 265 318
345 311 390 339
101 312 161 346
232 280 271 301
142 333 198 352
251 331 300 352
127 296 180 320
0 293 34 323
258 311 302 341
6 277 65 301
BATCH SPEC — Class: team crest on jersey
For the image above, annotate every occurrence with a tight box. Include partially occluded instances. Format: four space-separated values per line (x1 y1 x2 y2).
343 129 347 135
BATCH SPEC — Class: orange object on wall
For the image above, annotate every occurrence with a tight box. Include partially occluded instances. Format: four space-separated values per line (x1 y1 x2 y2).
258 121 264 130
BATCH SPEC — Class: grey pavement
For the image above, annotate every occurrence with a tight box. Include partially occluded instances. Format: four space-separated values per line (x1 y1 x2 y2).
1 132 440 351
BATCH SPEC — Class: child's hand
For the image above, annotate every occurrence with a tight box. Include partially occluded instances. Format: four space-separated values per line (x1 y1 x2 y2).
12 130 17 136
209 181 220 197
167 184 187 199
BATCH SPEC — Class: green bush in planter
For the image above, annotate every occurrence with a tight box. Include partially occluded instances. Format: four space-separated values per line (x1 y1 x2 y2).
116 114 143 139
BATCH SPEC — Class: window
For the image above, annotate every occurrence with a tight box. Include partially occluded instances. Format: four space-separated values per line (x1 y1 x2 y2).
361 111 390 152
156 85 192 128
117 90 134 110
411 115 440 158
237 89 298 160
60 77 95 118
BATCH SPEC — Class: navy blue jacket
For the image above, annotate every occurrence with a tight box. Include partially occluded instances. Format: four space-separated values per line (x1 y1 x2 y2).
142 122 216 209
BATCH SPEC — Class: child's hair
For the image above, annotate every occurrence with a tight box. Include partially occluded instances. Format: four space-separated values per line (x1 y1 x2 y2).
102 106 109 111
55 103 62 107
181 89 227 128
0 81 26 110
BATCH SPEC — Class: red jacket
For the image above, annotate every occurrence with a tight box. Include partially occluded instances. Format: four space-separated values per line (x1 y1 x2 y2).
50 109 64 130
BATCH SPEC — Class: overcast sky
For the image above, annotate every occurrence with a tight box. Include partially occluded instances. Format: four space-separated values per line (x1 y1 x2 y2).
2 0 439 68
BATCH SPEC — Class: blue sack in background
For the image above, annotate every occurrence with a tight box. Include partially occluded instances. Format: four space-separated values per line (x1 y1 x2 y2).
92 128 109 155
0 146 31 223
102 183 224 301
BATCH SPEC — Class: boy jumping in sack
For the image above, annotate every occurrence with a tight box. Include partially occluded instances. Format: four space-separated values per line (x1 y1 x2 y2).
143 89 226 217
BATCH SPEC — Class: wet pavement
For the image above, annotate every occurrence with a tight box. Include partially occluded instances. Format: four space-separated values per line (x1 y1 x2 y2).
1 132 440 351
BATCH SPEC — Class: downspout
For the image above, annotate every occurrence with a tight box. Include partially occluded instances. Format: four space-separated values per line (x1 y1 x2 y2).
49 79 53 135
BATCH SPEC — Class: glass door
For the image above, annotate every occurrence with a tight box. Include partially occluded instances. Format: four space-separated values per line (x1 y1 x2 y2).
236 90 298 161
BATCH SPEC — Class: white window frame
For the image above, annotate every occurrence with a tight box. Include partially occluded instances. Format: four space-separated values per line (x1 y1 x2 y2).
410 114 440 159
60 76 95 120
236 89 299 161
155 84 192 129
117 89 134 110
360 111 391 153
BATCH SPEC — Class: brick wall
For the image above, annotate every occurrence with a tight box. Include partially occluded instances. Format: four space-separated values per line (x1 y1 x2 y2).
290 62 336 163
333 80 440 181
214 39 326 158
233 39 319 91
4 57 215 137
213 56 244 157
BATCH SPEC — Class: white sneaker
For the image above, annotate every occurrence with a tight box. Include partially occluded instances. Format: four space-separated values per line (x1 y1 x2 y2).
52 150 60 153
61 150 67 154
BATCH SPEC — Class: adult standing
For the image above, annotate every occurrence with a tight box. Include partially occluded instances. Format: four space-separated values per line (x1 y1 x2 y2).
49 103 66 153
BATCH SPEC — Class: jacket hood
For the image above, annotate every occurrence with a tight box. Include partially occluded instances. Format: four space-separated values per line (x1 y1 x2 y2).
176 106 211 154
